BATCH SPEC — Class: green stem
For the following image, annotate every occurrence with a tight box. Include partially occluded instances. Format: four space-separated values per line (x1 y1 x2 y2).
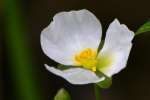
94 84 101 100
4 0 42 100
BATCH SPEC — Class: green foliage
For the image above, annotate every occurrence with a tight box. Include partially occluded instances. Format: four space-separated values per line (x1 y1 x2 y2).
136 21 150 35
96 77 112 89
54 88 71 100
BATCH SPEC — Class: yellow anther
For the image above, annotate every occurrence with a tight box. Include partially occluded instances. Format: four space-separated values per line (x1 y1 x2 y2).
74 48 97 72
92 66 96 72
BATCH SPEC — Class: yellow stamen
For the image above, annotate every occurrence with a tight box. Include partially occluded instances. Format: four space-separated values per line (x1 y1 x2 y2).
74 48 97 72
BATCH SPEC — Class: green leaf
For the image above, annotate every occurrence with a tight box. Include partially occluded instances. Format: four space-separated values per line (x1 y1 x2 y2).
54 88 71 100
96 77 112 89
136 21 150 35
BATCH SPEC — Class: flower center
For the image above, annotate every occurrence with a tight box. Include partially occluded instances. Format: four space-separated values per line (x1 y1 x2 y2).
74 48 97 72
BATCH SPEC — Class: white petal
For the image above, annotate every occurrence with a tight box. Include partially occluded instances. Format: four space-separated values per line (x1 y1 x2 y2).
97 19 134 77
41 9 102 65
45 64 105 85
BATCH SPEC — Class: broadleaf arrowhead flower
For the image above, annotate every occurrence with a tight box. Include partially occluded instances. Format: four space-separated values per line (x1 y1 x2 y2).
41 9 134 84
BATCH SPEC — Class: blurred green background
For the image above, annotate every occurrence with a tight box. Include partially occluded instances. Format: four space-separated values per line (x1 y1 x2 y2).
1 0 150 100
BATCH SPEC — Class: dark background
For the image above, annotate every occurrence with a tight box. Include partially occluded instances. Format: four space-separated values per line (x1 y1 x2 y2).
2 0 150 100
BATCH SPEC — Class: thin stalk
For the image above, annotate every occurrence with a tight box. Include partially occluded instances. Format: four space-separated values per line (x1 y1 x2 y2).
94 84 101 100
4 0 42 100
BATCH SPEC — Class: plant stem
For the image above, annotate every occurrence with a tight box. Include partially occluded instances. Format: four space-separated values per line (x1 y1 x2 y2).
94 84 101 100
4 0 42 100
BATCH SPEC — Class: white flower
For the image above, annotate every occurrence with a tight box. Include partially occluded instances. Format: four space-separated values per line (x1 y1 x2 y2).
40 9 134 85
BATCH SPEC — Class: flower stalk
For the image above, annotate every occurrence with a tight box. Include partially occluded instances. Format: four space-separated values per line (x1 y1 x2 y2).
94 84 101 100
4 0 42 100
